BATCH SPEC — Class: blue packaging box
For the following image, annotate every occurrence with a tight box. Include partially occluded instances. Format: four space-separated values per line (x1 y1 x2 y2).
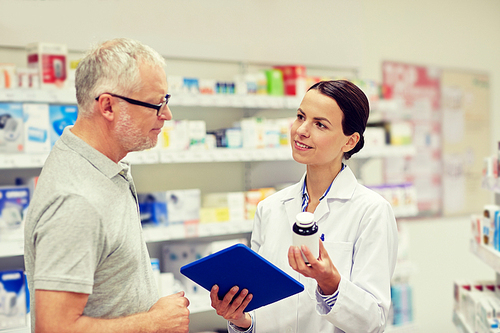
49 104 78 147
0 270 27 329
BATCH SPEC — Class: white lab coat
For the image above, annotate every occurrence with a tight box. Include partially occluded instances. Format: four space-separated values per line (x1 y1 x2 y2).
233 166 398 333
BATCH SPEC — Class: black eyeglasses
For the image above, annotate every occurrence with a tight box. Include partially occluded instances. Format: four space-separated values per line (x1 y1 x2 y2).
95 93 171 116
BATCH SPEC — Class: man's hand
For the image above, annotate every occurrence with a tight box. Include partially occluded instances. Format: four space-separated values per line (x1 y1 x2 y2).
148 291 190 333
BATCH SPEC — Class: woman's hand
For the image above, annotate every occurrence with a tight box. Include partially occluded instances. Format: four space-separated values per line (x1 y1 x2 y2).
210 285 253 329
288 239 341 295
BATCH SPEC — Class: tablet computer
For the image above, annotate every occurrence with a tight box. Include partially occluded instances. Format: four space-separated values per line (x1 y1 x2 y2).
180 243 304 311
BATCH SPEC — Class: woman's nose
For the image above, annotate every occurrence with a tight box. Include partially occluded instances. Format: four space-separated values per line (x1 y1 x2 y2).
296 122 310 137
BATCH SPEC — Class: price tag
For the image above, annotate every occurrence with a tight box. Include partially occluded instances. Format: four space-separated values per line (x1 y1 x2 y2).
184 221 199 238
142 151 159 164
213 95 229 107
232 149 247 161
217 149 233 161
243 95 258 108
230 95 245 107
159 150 174 163
3 90 17 101
269 96 284 109
24 90 38 102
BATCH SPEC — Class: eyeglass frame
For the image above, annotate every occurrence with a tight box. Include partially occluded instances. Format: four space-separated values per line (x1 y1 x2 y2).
95 93 171 116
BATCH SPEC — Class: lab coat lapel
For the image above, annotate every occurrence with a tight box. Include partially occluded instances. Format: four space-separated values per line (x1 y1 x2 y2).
282 173 306 228
315 165 357 223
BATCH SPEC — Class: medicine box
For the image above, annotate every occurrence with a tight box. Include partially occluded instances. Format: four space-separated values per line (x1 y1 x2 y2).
0 270 27 330
0 103 24 153
0 186 30 241
201 192 245 223
138 189 200 225
23 103 51 153
49 104 78 147
273 65 307 96
158 120 189 150
27 42 68 88
0 64 17 89
165 189 200 224
138 193 168 225
162 242 212 295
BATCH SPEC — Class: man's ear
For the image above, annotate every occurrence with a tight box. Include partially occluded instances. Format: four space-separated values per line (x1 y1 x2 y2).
342 132 360 153
95 95 115 122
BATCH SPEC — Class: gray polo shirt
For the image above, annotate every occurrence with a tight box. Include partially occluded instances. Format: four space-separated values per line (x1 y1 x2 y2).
24 127 159 331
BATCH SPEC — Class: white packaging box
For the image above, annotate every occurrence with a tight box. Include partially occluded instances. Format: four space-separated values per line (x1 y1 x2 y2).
162 242 211 295
364 126 387 148
388 121 413 145
23 103 51 153
188 120 206 150
240 117 265 149
165 188 201 224
0 186 30 241
26 42 68 89
203 192 245 222
159 120 189 150
0 270 27 330
265 120 281 148
0 103 24 153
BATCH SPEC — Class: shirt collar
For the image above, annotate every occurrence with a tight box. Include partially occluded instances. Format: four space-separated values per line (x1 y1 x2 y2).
59 126 129 179
301 163 345 211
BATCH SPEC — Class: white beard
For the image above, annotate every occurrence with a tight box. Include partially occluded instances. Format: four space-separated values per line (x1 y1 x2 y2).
114 107 156 152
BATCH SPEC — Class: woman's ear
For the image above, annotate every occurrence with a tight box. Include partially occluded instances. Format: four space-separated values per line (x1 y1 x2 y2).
342 132 360 152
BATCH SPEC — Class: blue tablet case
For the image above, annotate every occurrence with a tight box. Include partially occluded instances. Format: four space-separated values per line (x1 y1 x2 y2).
180 243 304 311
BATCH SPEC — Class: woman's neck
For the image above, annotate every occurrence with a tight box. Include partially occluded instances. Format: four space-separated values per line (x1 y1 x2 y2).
305 163 343 202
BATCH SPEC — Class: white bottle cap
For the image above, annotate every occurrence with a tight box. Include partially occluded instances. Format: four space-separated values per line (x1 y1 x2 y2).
296 212 314 227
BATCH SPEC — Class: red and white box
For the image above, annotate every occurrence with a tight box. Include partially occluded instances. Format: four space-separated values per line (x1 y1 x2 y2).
26 42 68 88
274 65 307 96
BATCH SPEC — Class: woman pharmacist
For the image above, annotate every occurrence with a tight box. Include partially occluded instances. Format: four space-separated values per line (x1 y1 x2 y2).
210 80 398 333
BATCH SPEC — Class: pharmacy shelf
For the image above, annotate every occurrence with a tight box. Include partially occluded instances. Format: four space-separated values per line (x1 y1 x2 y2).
0 144 416 169
453 310 473 333
142 221 253 243
126 146 294 165
482 176 500 193
0 88 302 109
0 221 253 258
0 148 293 169
0 240 24 258
392 260 417 283
356 145 416 159
386 323 418 333
0 327 29 333
470 239 500 274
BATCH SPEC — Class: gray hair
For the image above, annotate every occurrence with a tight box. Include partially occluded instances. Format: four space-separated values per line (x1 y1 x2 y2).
75 38 166 116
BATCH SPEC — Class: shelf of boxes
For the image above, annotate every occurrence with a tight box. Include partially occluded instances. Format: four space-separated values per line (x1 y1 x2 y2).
453 310 474 333
470 239 500 274
0 88 302 109
1 327 29 333
482 176 500 193
142 220 253 243
386 323 419 333
0 145 416 169
0 221 253 258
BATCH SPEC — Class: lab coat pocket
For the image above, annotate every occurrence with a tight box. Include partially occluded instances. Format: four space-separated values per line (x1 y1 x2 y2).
322 241 353 279
302 241 353 300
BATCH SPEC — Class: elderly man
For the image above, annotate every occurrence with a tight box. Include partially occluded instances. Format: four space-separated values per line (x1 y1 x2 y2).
24 38 190 333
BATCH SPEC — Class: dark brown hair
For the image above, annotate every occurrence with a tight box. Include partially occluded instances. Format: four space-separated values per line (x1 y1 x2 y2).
308 80 369 160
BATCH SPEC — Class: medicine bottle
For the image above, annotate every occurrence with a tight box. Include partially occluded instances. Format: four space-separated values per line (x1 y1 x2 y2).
292 212 319 264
